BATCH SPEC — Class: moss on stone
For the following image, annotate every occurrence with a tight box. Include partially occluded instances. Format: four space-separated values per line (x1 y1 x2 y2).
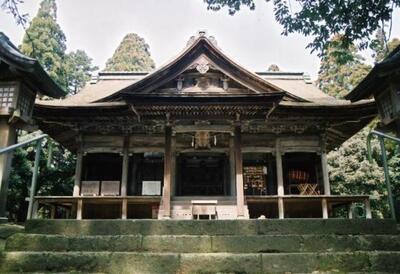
24 219 398 236
0 224 24 239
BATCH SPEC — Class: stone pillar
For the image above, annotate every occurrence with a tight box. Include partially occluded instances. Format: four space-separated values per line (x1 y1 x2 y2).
275 139 284 196
121 136 129 197
162 126 172 218
234 125 245 218
73 149 83 197
0 118 17 221
229 135 236 196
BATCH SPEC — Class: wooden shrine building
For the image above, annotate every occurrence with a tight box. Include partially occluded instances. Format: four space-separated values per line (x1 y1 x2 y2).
33 32 377 220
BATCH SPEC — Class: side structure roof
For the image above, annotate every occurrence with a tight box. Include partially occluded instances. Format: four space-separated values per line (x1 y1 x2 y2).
345 45 400 101
0 32 65 98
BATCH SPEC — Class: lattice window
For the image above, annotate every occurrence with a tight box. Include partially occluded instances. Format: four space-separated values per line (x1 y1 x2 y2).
17 90 34 117
380 93 394 120
0 85 15 108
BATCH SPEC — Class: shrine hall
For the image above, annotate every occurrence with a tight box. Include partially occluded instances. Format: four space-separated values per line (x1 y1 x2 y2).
31 32 376 220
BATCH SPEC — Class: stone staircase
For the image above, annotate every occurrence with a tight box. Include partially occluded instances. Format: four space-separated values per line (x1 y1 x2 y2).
1 219 400 273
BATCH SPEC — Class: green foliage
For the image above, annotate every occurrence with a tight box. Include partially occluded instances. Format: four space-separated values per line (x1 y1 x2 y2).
105 33 155 72
65 50 98 95
317 36 371 98
203 0 400 60
267 64 280 72
319 34 400 218
1 0 29 26
6 139 75 223
20 0 67 89
328 128 389 218
370 28 400 63
20 0 96 95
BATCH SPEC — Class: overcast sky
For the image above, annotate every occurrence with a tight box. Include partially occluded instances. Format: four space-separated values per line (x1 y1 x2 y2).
2 0 400 80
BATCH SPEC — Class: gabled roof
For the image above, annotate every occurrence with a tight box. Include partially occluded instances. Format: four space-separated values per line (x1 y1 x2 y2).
0 32 65 98
35 32 372 109
99 32 298 102
345 45 400 101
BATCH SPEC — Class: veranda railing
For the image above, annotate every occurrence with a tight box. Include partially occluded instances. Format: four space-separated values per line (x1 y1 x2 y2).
0 134 48 220
367 130 400 220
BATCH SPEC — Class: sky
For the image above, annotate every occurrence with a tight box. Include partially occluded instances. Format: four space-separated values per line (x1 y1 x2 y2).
2 0 400 80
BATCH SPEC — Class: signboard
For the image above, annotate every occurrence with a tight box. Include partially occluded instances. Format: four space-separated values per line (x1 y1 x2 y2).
142 181 161 195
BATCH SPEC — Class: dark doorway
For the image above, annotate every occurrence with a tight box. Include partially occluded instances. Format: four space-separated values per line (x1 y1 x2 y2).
177 153 228 196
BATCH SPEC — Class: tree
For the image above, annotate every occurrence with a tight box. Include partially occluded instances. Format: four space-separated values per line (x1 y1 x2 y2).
105 33 155 72
317 36 371 99
267 64 280 72
6 140 75 222
6 0 95 222
20 0 67 89
328 128 388 218
65 50 98 95
370 28 400 63
1 0 29 26
318 34 400 218
203 0 400 61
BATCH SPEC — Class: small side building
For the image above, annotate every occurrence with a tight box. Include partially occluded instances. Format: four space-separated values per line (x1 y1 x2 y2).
32 32 377 220
0 32 65 221
346 45 400 136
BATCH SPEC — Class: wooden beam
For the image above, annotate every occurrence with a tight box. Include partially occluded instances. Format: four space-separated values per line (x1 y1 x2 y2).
121 198 127 219
161 125 172 218
320 137 331 195
171 134 176 196
321 152 331 195
0 118 17 219
121 136 129 196
322 198 328 219
348 203 354 219
234 125 245 217
173 124 233 133
275 139 284 196
364 198 372 219
76 199 83 220
229 135 236 196
278 197 284 219
73 148 83 197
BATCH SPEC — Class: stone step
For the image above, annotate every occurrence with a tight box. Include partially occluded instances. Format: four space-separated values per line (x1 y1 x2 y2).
6 233 400 253
25 219 398 236
1 251 399 273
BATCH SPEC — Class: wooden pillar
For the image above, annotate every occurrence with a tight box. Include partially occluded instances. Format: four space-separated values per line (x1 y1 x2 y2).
121 136 129 196
322 198 328 219
275 139 284 196
347 203 354 219
364 198 372 219
0 118 16 220
321 152 330 195
50 205 56 219
162 125 172 218
171 133 176 197
73 149 83 197
229 135 236 196
278 197 284 219
234 125 245 218
121 198 127 219
76 199 83 220
320 138 331 195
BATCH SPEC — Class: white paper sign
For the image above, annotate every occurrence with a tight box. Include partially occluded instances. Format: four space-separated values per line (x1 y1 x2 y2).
142 181 161 195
